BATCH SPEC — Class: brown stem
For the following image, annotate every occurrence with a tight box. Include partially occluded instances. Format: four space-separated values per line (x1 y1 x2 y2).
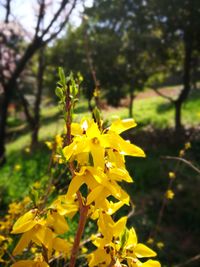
69 202 89 267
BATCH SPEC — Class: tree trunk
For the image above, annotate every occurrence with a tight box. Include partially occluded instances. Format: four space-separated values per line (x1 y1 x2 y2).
0 91 10 166
174 100 182 134
31 47 45 147
174 35 192 134
129 88 135 118
0 38 42 165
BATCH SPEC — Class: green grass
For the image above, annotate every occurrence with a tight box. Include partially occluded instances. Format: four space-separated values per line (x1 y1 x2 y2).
6 88 200 154
104 89 200 129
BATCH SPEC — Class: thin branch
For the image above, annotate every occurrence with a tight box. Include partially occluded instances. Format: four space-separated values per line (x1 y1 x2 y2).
34 0 45 38
43 0 77 45
174 254 200 267
41 0 69 38
5 0 11 23
152 87 174 103
161 156 200 175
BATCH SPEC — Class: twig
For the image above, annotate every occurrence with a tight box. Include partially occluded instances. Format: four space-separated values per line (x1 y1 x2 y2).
161 156 200 175
174 253 200 267
5 249 16 263
152 87 174 103
150 159 181 240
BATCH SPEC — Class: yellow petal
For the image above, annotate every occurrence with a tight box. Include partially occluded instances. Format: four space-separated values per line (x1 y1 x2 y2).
12 209 38 234
140 260 161 267
108 167 133 183
126 227 137 248
66 175 85 199
11 260 35 267
53 237 71 253
106 200 125 215
108 134 145 158
71 122 83 136
86 121 101 138
109 118 137 134
33 225 53 251
86 186 104 205
46 211 68 234
112 216 127 237
135 243 157 258
90 142 105 169
13 230 34 256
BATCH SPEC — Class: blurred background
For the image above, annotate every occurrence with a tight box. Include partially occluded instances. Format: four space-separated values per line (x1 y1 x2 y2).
0 0 200 266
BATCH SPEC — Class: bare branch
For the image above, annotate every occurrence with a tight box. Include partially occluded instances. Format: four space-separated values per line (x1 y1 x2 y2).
174 254 200 267
41 0 69 38
152 87 174 103
5 0 11 23
43 0 77 44
34 0 46 38
161 155 200 176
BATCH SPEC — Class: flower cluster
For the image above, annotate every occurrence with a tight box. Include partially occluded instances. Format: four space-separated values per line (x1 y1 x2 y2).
62 118 160 267
10 116 161 266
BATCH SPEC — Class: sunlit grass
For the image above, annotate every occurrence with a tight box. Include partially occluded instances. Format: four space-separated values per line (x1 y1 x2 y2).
6 89 200 155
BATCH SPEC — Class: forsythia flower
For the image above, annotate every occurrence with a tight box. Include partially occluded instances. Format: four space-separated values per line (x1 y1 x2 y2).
147 238 154 245
168 172 176 179
11 254 49 267
179 149 185 157
11 208 72 259
166 189 174 200
88 212 160 267
14 164 21 171
157 242 164 249
184 142 191 150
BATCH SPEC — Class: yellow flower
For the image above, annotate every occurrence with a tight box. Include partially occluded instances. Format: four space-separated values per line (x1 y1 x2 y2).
168 172 176 179
65 166 130 208
11 254 49 267
55 134 63 147
184 142 191 150
25 147 30 153
179 149 185 157
33 181 40 189
146 238 154 245
63 119 145 169
93 88 100 97
165 189 174 200
88 213 160 267
45 141 53 150
156 242 164 249
11 206 73 259
14 164 21 171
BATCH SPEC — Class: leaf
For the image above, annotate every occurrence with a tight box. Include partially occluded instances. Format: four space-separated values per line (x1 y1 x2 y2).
55 86 63 99
58 67 66 86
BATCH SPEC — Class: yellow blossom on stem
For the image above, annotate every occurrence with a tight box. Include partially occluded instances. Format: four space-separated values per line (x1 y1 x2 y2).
88 212 160 267
165 189 175 200
156 242 164 249
14 164 21 171
179 149 185 157
184 142 191 150
168 172 176 179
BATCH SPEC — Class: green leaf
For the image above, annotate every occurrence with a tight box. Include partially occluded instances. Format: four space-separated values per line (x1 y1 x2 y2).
58 67 66 86
55 86 63 99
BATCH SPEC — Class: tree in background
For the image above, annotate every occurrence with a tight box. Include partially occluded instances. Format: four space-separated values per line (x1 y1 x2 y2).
148 0 200 132
0 0 77 165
